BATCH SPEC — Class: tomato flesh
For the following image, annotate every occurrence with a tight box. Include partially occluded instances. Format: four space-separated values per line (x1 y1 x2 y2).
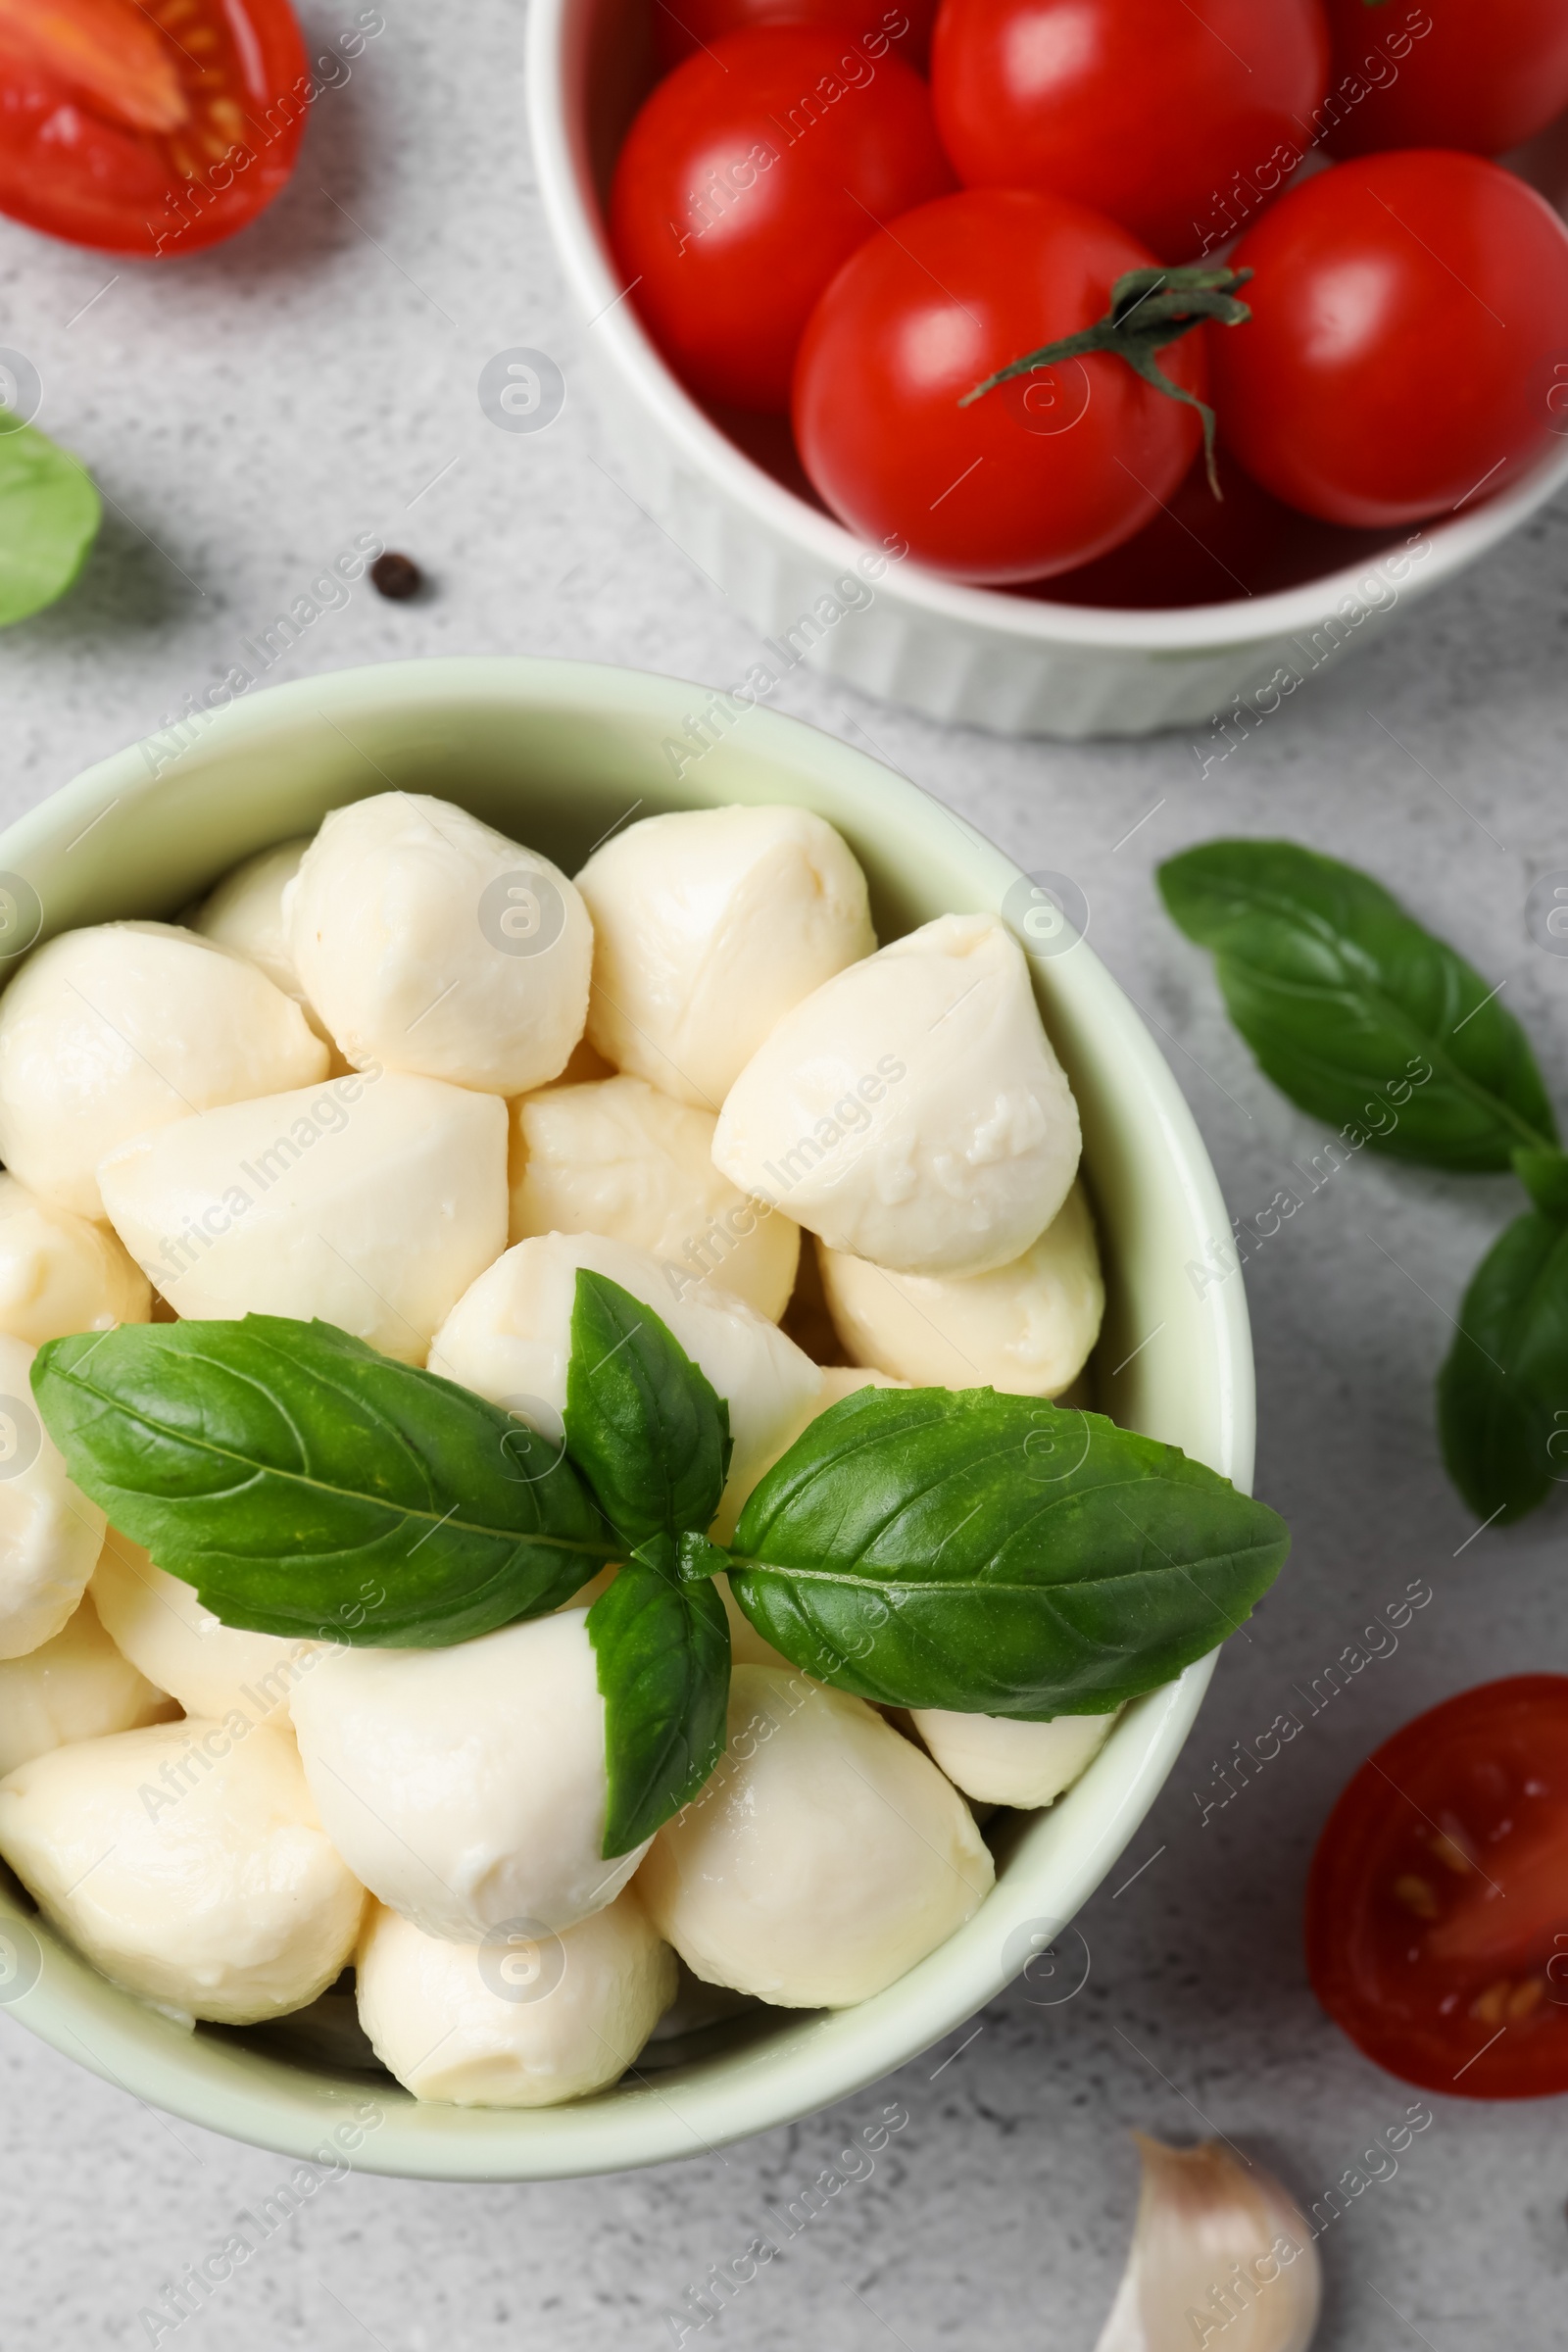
791 187 1207 584
1305 1675 1568 2100
0 0 308 256
1322 0 1568 160
929 0 1330 262
611 25 954 412
1210 150 1568 528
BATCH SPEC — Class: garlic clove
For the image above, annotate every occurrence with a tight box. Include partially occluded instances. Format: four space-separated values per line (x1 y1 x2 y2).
1094 2134 1321 2352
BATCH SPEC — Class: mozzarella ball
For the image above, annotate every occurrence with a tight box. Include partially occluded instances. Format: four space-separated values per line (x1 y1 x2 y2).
909 1708 1119 1808
429 1230 822 1537
91 1534 318 1724
576 805 875 1109
638 1666 994 2007
0 1171 150 1345
714 913 1080 1278
286 793 593 1095
97 1068 507 1362
0 1720 365 2025
290 1612 644 1943
817 1181 1103 1396
0 1594 174 1778
356 1890 677 2108
0 922 328 1220
510 1075 800 1319
0 1331 107 1661
191 837 315 1009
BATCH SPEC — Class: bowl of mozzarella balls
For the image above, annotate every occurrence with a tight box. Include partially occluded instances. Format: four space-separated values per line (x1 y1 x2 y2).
0 657 1257 2178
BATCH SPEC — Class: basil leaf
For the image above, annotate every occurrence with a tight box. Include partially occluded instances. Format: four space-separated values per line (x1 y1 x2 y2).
32 1316 614 1644
1438 1203 1568 1527
0 420 101 626
587 1550 731 1856
730 1389 1289 1716
564 1270 731 1546
1158 840 1555 1171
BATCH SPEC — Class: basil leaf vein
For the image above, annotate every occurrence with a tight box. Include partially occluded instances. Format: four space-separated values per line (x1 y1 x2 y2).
1158 838 1555 1170
33 1317 614 1645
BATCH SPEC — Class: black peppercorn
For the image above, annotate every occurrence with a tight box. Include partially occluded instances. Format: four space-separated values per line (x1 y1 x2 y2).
371 552 423 601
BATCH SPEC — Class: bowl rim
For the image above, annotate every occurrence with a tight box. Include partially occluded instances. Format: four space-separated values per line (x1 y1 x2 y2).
0 655 1251 2179
525 0 1568 654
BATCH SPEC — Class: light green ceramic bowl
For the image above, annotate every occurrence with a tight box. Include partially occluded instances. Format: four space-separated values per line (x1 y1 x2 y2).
0 658 1254 2180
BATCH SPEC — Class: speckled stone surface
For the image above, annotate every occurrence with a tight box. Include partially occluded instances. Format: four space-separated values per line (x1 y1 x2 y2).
3 8 1568 2347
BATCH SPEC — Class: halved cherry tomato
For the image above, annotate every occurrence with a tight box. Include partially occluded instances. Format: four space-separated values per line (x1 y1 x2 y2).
1210 150 1568 527
928 0 1330 262
1305 1676 1568 2099
611 25 953 412
0 0 308 257
655 0 938 75
1322 0 1568 160
792 188 1208 584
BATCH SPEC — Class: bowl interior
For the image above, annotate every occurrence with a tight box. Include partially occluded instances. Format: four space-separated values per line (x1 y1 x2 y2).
0 658 1250 2178
557 0 1568 620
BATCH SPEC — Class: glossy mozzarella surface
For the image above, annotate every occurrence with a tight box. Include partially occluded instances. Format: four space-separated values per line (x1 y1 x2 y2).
97 1069 508 1360
638 1666 994 2006
818 1180 1103 1395
0 1331 108 1662
576 805 875 1108
91 1535 318 1725
356 1890 677 2107
287 793 593 1095
289 1612 646 1943
0 1719 365 2025
0 1594 173 1778
0 922 328 1219
510 1074 799 1318
909 1707 1119 1807
714 913 1080 1276
0 1172 150 1344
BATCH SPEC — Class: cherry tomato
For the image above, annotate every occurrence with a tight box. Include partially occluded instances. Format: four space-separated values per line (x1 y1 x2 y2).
655 0 938 75
0 0 307 257
929 0 1330 263
1210 151 1568 528
1306 1676 1568 2099
1322 0 1568 160
792 188 1208 584
611 26 953 413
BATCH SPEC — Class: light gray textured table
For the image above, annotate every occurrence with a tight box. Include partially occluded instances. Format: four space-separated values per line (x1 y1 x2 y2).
3 7 1567 2346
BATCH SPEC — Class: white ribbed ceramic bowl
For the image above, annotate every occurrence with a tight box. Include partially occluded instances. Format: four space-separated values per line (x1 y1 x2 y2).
526 0 1568 739
0 658 1254 2178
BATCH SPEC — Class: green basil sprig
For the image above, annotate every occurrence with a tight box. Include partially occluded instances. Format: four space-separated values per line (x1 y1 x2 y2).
0 419 101 627
1160 839 1568 1530
1158 840 1555 1172
33 1279 1290 1854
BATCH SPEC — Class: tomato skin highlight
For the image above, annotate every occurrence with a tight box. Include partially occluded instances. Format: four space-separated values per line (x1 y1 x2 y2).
791 188 1207 585
1322 0 1568 160
1210 150 1568 529
610 25 954 413
1305 1675 1568 2101
928 0 1330 263
655 0 939 76
0 0 308 257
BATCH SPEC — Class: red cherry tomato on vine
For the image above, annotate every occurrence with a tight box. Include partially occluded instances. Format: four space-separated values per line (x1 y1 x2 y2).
0 0 308 256
792 188 1209 584
655 0 938 75
611 26 953 413
1322 0 1568 160
928 0 1330 262
1210 150 1568 528
1306 1676 1568 2099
